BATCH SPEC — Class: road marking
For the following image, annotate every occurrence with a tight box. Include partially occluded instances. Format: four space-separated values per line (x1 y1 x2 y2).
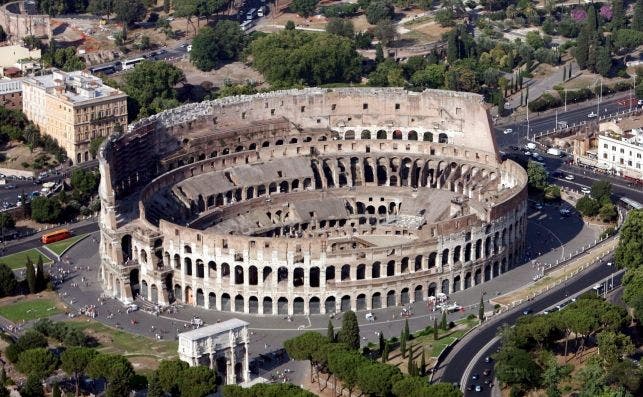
528 218 565 261
460 335 500 392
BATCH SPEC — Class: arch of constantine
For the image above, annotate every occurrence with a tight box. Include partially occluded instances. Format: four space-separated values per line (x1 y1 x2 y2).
98 88 528 316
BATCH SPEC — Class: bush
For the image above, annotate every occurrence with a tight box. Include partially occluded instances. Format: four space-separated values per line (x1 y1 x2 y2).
576 196 600 217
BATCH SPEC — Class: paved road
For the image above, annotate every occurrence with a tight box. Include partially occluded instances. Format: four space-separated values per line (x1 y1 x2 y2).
435 257 623 396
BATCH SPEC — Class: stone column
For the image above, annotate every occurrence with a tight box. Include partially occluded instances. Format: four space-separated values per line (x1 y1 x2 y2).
244 342 250 382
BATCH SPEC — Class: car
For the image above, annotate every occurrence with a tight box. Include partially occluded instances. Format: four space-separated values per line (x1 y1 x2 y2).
475 385 483 392
466 385 473 391
607 262 613 266
484 356 492 363
564 174 575 181
503 128 513 134
483 369 491 376
484 379 491 385
522 308 533 315
581 187 591 194
534 203 543 210
472 373 479 380
533 274 542 281
557 121 568 128
510 146 519 151
588 112 598 118
524 151 531 156
4 185 15 189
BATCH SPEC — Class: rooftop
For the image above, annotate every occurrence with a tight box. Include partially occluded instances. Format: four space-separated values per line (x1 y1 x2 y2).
24 69 125 104
178 319 249 341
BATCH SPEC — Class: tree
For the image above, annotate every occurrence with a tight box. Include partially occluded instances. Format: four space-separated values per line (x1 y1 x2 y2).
0 263 17 297
52 383 61 397
22 35 41 50
478 295 485 322
30 196 62 223
178 366 217 397
433 318 439 340
622 266 643 320
285 20 296 30
87 354 134 397
328 350 368 396
147 371 164 397
382 342 390 362
356 362 403 397
339 311 360 350
527 161 548 190
290 0 319 17
365 0 394 25
615 210 643 270
35 255 45 292
327 320 335 342
597 331 635 368
576 196 600 217
87 0 113 19
591 181 613 204
634 0 643 31
326 18 354 38
122 60 185 119
0 213 15 230
441 311 447 330
419 351 426 376
156 359 189 396
373 19 396 46
595 47 611 77
575 28 589 69
20 375 44 397
61 346 98 396
249 30 361 86
190 21 244 71
611 0 624 30
613 29 643 52
494 346 542 389
400 329 407 358
576 357 606 397
410 64 446 89
378 332 385 354
599 203 617 223
114 0 147 26
403 319 410 341
375 43 384 62
17 348 59 380
541 352 572 397
284 332 328 382
25 256 37 294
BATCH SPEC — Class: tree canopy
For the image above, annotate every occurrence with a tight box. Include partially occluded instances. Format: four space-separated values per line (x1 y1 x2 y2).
190 21 244 71
122 60 185 119
615 210 643 270
290 0 319 17
249 30 361 86
17 348 59 380
339 310 360 350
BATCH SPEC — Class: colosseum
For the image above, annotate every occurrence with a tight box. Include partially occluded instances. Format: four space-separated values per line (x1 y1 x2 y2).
98 88 528 316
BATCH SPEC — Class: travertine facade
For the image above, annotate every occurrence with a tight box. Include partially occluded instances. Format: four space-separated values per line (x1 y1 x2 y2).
98 88 528 316
22 69 127 164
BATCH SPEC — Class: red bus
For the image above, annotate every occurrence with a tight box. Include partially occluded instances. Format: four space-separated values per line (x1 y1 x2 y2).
41 229 72 244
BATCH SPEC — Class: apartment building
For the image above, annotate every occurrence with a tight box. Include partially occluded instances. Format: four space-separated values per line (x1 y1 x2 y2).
0 78 22 109
597 118 643 181
22 69 127 164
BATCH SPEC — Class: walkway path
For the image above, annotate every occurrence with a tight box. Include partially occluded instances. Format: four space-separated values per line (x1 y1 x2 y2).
507 61 579 109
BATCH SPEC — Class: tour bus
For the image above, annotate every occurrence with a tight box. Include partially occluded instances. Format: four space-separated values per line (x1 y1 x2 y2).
240 20 255 32
41 229 72 244
121 57 145 70
89 64 116 75
257 6 265 17
246 8 257 20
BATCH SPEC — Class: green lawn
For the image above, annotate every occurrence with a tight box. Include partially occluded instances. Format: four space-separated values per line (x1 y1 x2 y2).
430 330 466 356
45 234 88 256
0 299 62 322
65 320 178 360
0 248 51 270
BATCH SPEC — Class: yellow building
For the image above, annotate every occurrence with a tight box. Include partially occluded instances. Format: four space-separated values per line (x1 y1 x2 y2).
22 69 127 164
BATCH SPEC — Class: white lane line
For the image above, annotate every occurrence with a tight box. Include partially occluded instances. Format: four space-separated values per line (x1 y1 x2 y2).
527 220 565 261
460 335 500 392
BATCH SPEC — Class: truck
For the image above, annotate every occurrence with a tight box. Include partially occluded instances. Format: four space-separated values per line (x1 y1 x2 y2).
547 148 562 156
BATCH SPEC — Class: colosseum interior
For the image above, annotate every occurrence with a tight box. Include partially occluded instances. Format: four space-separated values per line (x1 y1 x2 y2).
98 88 528 316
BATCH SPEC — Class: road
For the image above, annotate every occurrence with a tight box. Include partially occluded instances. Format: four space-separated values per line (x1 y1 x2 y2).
434 257 623 396
3 220 98 258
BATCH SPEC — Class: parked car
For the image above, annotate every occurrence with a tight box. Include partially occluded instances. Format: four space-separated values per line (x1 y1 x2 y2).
581 187 591 194
588 112 598 118
565 174 575 181
503 128 513 134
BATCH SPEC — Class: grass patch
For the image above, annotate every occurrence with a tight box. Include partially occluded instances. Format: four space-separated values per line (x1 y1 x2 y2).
0 299 62 322
65 319 178 360
0 248 51 270
45 234 88 256
430 330 465 356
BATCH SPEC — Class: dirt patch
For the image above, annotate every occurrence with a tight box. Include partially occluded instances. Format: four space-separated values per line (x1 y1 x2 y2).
128 355 162 374
0 142 58 171
561 70 631 90
176 59 265 87
404 19 450 43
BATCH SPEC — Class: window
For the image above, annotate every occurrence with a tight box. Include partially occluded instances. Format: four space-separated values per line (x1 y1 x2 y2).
603 153 608 159
620 148 624 154
300 106 305 112
603 144 608 149
612 146 616 151
363 103 368 110
628 160 632 166
331 104 336 110
395 103 400 110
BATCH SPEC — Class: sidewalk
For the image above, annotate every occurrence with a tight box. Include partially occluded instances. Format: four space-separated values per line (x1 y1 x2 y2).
491 236 618 307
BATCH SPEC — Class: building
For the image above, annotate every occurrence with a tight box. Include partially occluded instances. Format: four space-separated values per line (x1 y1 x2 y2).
98 88 527 316
0 78 22 109
178 319 250 385
0 1 51 43
0 45 41 69
22 69 127 164
596 117 643 181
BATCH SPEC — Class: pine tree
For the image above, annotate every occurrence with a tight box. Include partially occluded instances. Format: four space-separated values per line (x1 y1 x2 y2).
587 5 597 32
25 256 36 294
375 43 384 63
440 311 447 330
0 366 5 386
52 383 61 397
611 0 624 30
479 295 485 322
596 47 612 77
163 0 170 13
339 311 360 350
400 329 407 358
419 351 426 376
327 319 335 342
35 255 45 292
407 347 414 374
562 65 566 82
378 331 385 354
147 372 164 397
520 91 524 107
403 319 410 340
568 63 572 79
433 318 439 340
634 0 643 32
575 28 589 69
587 36 599 72
382 341 390 362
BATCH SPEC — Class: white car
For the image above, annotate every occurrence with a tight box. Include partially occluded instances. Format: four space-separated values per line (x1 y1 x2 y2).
503 128 513 134
587 112 598 118
581 187 591 194
524 151 531 156
565 174 575 181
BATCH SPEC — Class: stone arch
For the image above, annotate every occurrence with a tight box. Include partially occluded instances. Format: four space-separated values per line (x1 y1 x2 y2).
209 292 216 309
376 130 387 139
474 268 482 285
423 132 433 142
140 279 148 300
184 257 192 276
309 297 321 314
356 294 366 311
340 295 351 312
438 133 448 144
361 130 371 139
221 293 231 311
372 292 382 309
344 130 355 140
121 234 132 261
263 297 273 314
174 284 182 301
325 296 336 314
293 297 305 314
428 282 437 297
150 284 158 303
400 288 410 304
235 294 244 312
248 296 259 314
464 272 472 289
196 288 204 306
372 262 381 278
386 290 396 307
408 130 418 140
277 297 288 315
441 279 449 294
386 260 395 277
234 265 244 284
249 266 258 285
196 260 204 278
184 286 194 305
357 264 366 280
414 285 423 302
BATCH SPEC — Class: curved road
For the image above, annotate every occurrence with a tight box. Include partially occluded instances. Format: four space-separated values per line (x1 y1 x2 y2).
434 256 623 396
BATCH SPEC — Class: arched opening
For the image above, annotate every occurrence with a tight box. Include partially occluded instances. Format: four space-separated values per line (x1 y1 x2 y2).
196 289 204 306
293 297 305 314
184 257 192 276
438 133 448 144
293 267 304 287
325 266 335 282
392 130 403 140
150 284 158 303
428 282 437 297
344 130 355 140
414 285 423 302
309 297 320 314
386 260 394 277
234 295 244 312
263 297 273 314
121 235 132 261
441 279 449 295
356 294 366 311
423 132 433 142
453 275 461 292
386 290 396 307
400 288 410 304
356 264 365 280
361 130 371 139
248 296 258 314
129 269 140 298
277 297 288 315
221 293 231 311
209 292 216 309
372 292 382 309
408 130 418 140
325 296 336 314
372 262 381 278
341 265 350 281
309 267 320 287
174 284 182 301
340 295 351 312
196 260 204 278
140 280 148 300
184 286 193 305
